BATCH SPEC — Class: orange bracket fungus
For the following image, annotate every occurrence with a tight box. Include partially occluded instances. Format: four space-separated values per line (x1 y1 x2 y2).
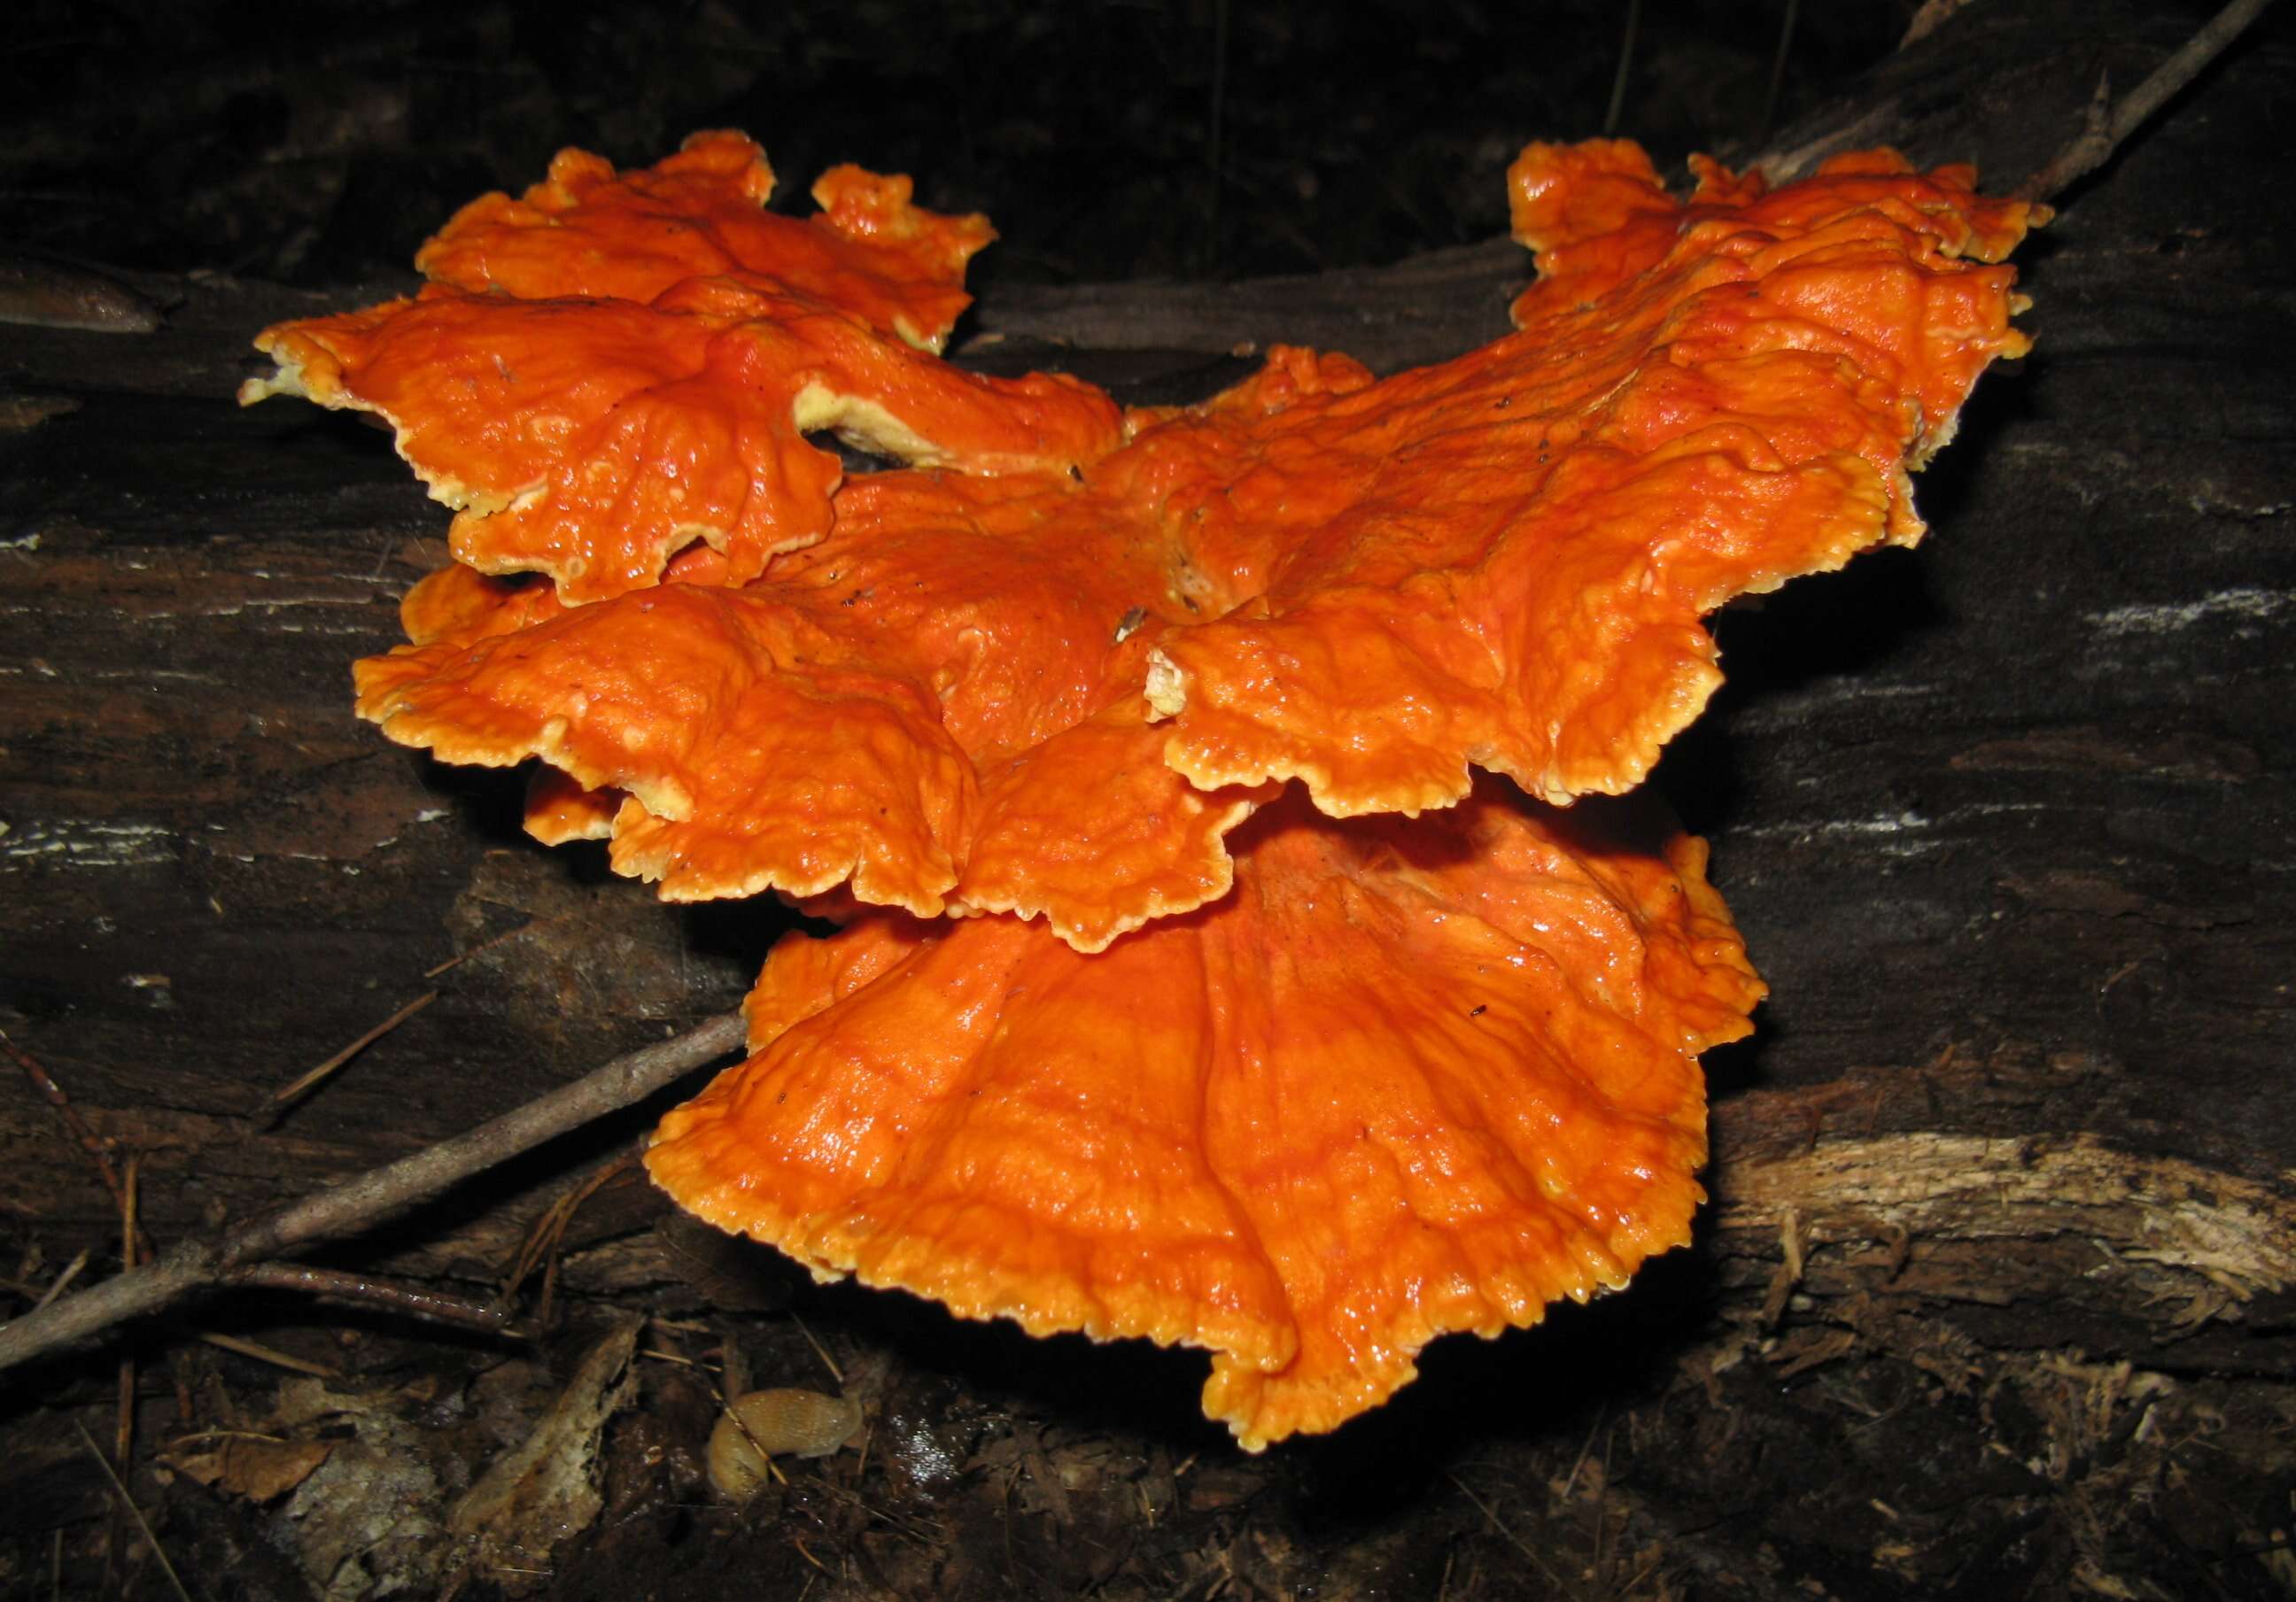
244 132 2036 1449
241 131 1121 601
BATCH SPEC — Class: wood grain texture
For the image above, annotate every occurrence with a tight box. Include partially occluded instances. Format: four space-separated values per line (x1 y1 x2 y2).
2 3 2290 1594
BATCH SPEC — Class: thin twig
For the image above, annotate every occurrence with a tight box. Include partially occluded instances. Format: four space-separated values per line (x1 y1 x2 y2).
1562 1405 1606 1501
161 1428 291 1449
3 1028 154 1260
197 1330 340 1378
233 1263 517 1335
1446 1473 1566 1589
112 1154 141 1586
637 1347 709 1368
512 1152 638 1327
1 1027 116 1187
72 1420 194 1602
1594 1426 1617 1581
1603 0 1643 135
504 1188 575 1302
718 1384 791 1489
652 1322 793 1494
2019 0 2277 200
790 1311 845 1389
0 1012 746 1375
1759 0 1802 141
31 1249 92 1312
718 1322 752 1398
268 990 437 1108
116 1158 142 1480
423 917 552 979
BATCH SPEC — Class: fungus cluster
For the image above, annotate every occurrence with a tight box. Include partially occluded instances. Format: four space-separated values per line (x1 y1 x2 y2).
244 131 2036 1449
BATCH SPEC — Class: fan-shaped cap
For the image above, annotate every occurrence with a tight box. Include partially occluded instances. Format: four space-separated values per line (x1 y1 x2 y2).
413 130 992 351
647 782 1764 1449
1143 144 2041 816
353 472 1271 943
350 141 2034 942
247 131 2040 1448
241 138 1121 602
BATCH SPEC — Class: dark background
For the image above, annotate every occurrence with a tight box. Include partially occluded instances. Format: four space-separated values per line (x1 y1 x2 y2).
7 0 1919 289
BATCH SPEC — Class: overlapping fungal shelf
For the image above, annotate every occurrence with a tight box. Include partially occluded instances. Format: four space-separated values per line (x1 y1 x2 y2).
244 130 2036 1448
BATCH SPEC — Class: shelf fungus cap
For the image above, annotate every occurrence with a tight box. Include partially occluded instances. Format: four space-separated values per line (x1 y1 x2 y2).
348 139 2033 945
353 486 1270 938
251 132 2043 1446
412 130 994 352
648 782 1763 1449
1142 142 2041 818
240 135 1120 603
344 143 2029 940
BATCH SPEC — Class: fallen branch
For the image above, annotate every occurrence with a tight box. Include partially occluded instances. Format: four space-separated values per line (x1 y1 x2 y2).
234 1263 518 1336
2020 0 2277 199
0 1012 747 1375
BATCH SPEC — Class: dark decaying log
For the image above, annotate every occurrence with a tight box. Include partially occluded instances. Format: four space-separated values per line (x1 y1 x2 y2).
1 2 2291 1596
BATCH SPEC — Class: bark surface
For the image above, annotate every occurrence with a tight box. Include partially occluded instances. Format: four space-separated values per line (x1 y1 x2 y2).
2 4 2289 1597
